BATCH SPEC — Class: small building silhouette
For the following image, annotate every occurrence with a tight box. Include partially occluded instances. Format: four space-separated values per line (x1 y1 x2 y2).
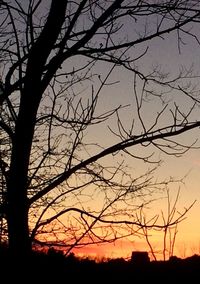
131 251 150 264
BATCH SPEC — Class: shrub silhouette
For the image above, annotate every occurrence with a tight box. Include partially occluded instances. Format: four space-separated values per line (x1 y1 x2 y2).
0 244 200 282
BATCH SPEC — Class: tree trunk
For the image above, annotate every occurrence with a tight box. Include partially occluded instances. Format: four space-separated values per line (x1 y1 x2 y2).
6 128 32 262
6 93 38 263
7 198 31 260
6 194 31 280
5 0 68 266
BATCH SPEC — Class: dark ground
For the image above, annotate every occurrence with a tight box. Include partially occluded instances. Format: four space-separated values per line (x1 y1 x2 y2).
0 246 199 283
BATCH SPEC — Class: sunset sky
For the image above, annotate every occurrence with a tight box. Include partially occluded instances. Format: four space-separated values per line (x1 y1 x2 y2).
35 3 200 261
68 21 200 261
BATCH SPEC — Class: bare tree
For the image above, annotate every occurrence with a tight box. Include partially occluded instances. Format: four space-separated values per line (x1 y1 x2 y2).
0 0 200 263
141 187 196 261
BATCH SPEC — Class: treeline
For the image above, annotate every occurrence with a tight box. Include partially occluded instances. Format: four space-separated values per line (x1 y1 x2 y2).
0 245 199 283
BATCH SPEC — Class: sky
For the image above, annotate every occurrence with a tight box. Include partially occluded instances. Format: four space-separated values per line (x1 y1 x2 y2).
68 18 200 261
37 3 200 261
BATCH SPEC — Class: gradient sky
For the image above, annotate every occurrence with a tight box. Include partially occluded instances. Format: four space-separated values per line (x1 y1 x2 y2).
37 4 200 260
69 21 200 261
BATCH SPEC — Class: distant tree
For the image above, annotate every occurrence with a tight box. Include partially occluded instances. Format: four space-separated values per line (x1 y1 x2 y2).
0 0 200 264
141 188 196 261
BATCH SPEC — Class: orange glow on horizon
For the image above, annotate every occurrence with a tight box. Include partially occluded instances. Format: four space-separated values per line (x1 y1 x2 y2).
35 200 200 262
70 238 200 261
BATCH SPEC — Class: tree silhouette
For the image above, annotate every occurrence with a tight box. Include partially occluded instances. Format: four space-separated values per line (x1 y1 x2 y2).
0 0 200 263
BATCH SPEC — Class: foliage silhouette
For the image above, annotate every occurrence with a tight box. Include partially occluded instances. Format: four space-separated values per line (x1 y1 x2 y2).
0 245 199 283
